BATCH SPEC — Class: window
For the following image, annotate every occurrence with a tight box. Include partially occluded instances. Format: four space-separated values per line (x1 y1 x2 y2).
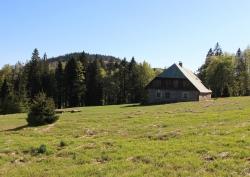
165 92 170 99
182 92 188 99
156 90 161 98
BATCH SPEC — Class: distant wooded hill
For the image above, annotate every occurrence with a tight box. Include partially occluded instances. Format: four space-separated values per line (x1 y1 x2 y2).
48 52 121 64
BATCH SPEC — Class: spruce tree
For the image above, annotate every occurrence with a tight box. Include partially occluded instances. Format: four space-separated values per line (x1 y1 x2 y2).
55 61 64 108
27 92 58 126
118 58 129 103
0 79 22 114
26 48 42 98
64 58 85 107
235 48 248 95
85 59 104 106
41 53 53 97
207 48 214 58
213 42 223 56
128 57 140 103
0 79 10 101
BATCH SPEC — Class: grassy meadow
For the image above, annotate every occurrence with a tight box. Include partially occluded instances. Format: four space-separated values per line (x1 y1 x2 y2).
0 97 249 177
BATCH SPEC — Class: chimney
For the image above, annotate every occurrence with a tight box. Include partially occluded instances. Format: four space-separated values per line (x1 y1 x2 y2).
179 61 183 67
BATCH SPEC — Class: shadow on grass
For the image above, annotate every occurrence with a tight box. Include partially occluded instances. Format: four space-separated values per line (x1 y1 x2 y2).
120 103 165 108
1 125 28 132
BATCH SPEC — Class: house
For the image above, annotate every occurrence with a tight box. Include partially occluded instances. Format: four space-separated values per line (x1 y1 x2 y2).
145 62 212 104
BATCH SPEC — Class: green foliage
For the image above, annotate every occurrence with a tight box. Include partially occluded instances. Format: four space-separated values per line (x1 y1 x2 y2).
64 58 85 107
26 48 43 98
0 96 24 114
55 61 64 108
0 48 158 111
0 79 26 114
206 55 235 97
198 43 250 97
0 65 13 86
86 59 105 105
27 92 58 126
138 61 157 103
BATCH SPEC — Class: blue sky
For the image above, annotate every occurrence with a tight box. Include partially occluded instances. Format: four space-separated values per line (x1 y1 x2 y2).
1 0 250 70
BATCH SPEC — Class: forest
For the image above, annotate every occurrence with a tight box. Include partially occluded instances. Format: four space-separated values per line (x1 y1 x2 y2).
0 42 250 114
198 43 250 97
0 49 159 114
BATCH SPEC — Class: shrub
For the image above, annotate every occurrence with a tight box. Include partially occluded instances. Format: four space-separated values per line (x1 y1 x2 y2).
37 144 47 154
30 144 47 155
59 140 67 147
27 93 58 126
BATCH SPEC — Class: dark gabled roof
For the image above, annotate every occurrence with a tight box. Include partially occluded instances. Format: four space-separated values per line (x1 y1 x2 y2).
157 64 186 79
154 63 212 93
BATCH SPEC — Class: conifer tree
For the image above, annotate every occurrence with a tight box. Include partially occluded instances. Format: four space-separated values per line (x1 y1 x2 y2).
0 79 23 114
128 57 140 103
85 59 104 105
26 48 42 98
64 58 85 107
213 42 223 56
55 61 64 108
118 58 129 103
235 48 248 95
41 53 54 97
0 79 10 101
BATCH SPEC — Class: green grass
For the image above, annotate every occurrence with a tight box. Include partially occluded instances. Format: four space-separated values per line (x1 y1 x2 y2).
0 97 249 177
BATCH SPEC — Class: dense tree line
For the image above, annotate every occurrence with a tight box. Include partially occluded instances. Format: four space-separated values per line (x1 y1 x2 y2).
0 49 157 114
198 43 250 97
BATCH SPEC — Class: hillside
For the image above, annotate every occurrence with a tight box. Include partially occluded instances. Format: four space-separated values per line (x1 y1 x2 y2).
48 52 121 64
0 97 249 177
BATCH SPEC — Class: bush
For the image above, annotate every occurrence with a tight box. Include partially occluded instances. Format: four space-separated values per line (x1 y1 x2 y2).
37 144 47 154
27 93 58 126
59 140 67 147
30 144 47 155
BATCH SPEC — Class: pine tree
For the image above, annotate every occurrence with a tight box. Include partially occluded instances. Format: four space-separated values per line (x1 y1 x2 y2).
85 59 104 106
79 51 88 105
235 48 248 95
117 58 127 103
207 48 214 58
41 53 53 97
27 92 58 126
205 48 214 64
0 79 23 114
12 63 28 111
79 51 88 74
128 57 140 103
0 79 10 101
26 48 42 98
55 61 64 108
213 42 223 56
64 58 85 107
